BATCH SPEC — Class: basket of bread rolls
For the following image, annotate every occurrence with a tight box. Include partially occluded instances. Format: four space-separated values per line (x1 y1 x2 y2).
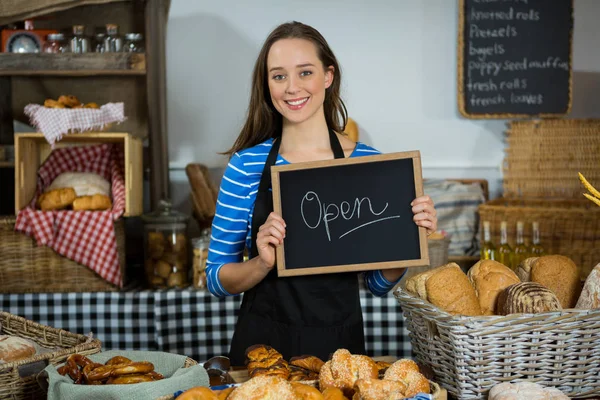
0 311 101 399
394 257 600 399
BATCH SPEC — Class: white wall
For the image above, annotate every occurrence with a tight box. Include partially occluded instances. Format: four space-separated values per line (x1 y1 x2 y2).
165 0 600 212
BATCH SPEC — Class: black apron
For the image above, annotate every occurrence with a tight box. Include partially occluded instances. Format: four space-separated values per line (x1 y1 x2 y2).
228 129 366 365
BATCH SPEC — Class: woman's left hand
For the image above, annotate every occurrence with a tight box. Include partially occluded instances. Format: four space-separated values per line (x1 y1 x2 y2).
411 195 437 235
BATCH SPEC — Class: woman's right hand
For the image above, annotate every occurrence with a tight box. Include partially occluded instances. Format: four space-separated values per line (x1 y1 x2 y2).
256 212 286 270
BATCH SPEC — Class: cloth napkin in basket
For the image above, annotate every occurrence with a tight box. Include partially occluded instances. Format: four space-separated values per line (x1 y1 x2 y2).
24 103 126 147
15 143 126 286
43 350 209 400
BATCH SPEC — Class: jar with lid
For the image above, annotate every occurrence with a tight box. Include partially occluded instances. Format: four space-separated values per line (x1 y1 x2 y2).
43 33 70 53
141 199 190 289
122 33 144 53
70 25 89 53
192 229 211 289
103 24 123 52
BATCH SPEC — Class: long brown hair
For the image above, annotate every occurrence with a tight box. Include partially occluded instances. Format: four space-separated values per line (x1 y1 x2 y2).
224 21 348 156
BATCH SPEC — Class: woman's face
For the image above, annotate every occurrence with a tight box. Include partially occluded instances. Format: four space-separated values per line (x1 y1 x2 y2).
266 38 333 126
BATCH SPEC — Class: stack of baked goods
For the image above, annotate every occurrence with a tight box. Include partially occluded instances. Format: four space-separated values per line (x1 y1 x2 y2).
405 256 589 316
44 94 99 109
37 172 112 211
0 335 38 364
245 344 322 382
178 348 432 400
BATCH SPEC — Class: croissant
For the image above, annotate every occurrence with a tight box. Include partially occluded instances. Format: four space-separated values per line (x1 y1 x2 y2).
289 355 325 373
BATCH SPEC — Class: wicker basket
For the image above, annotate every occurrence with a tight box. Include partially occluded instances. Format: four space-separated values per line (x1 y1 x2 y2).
503 119 600 198
394 288 600 399
0 311 102 399
0 216 125 293
478 198 600 280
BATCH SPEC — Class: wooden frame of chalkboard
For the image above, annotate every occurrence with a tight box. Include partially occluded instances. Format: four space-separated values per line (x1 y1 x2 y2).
271 151 429 277
457 0 574 119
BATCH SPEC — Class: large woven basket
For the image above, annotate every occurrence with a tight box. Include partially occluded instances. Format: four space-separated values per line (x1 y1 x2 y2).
0 216 125 293
394 288 600 399
503 119 600 198
0 311 102 399
478 198 600 280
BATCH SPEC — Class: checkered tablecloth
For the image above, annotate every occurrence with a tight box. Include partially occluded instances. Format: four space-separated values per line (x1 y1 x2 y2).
0 288 412 362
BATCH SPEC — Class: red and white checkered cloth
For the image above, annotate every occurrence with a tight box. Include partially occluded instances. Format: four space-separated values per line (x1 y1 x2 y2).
15 144 126 287
24 103 126 147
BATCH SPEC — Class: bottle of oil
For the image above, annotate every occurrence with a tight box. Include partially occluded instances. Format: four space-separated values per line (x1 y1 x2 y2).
529 221 545 257
513 221 529 268
480 221 496 260
497 221 513 269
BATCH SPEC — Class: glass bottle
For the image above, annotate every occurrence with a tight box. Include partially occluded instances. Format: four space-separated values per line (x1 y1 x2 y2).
43 33 70 53
141 199 190 289
93 33 106 53
103 24 123 52
70 25 89 53
480 221 496 260
122 33 144 53
529 221 546 257
513 221 529 268
497 221 513 269
192 229 211 289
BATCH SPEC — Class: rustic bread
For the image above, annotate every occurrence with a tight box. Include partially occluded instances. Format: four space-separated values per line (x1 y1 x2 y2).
576 263 600 309
405 263 482 316
489 381 569 399
468 260 521 315
0 335 37 363
515 257 538 282
497 282 562 315
530 255 581 309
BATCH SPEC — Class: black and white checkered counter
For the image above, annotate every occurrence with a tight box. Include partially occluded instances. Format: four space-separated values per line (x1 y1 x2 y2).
0 288 412 362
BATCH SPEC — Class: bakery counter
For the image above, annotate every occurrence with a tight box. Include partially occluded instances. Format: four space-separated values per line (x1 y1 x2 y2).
0 287 412 362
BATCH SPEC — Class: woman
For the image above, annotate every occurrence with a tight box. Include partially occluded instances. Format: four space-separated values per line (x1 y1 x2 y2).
206 21 437 365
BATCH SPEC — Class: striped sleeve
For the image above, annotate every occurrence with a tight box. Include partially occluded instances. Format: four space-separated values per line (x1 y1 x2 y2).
206 152 254 298
353 142 404 296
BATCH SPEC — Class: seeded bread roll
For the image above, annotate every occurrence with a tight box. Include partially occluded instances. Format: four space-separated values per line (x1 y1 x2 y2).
405 263 482 316
530 255 581 309
497 282 562 315
468 260 521 315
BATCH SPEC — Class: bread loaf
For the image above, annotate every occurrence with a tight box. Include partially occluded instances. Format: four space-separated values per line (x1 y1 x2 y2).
489 381 569 400
497 282 562 315
468 260 521 315
72 194 112 211
576 263 600 309
47 172 110 198
405 263 482 316
0 335 37 363
530 255 581 309
37 187 77 211
515 257 538 282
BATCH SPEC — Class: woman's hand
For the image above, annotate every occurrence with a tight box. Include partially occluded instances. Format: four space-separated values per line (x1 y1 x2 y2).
256 212 286 270
411 195 437 235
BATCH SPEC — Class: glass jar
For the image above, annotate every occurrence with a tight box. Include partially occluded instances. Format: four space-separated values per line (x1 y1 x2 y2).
122 33 144 53
192 229 211 289
93 33 106 53
43 33 70 53
141 199 190 289
70 25 89 53
103 24 123 52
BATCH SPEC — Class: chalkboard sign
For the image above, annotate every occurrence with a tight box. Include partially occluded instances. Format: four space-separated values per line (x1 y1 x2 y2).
458 0 573 119
271 151 429 277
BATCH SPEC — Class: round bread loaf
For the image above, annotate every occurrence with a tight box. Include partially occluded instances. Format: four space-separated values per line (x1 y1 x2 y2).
0 335 37 363
497 282 562 315
531 255 581 309
468 260 521 315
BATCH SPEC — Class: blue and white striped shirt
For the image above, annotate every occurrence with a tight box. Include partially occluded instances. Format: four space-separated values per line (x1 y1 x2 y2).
206 138 404 298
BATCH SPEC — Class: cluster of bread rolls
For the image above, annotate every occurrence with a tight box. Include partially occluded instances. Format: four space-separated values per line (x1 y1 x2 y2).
405 256 593 316
0 335 37 363
37 172 112 211
57 354 163 385
44 95 99 109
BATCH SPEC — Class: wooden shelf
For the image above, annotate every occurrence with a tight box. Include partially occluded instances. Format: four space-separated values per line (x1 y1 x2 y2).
0 53 146 76
0 161 14 168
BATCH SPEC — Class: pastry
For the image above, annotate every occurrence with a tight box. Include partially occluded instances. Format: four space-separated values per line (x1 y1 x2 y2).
383 359 430 397
72 194 112 211
0 335 37 363
44 99 65 108
353 378 407 400
468 259 521 315
289 355 325 373
321 387 349 400
497 282 562 315
405 263 483 316
576 263 600 309
177 387 219 400
84 102 100 109
58 94 81 108
37 187 77 211
227 375 297 400
290 381 323 399
319 349 378 398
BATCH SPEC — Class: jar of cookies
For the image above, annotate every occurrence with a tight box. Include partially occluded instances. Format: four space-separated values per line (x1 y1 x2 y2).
192 229 211 289
142 199 190 289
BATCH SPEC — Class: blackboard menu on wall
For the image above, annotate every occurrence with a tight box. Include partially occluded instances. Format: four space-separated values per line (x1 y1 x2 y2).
458 0 573 119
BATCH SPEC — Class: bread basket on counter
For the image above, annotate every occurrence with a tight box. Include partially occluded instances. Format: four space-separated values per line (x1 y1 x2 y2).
394 288 600 399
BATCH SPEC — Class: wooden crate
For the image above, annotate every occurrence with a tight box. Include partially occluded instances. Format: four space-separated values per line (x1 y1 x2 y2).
14 132 143 216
